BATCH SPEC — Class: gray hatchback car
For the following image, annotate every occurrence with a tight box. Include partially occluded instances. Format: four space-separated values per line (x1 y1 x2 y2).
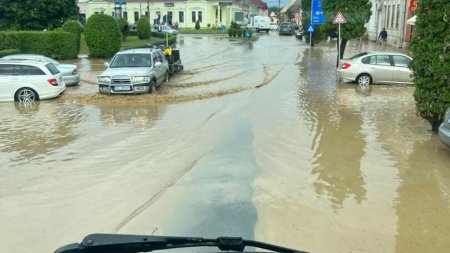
97 48 169 94
337 52 413 85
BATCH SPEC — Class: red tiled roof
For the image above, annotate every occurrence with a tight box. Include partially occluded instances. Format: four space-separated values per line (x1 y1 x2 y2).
251 0 268 10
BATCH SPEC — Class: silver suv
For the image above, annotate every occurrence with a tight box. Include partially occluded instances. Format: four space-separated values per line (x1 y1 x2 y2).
97 48 169 94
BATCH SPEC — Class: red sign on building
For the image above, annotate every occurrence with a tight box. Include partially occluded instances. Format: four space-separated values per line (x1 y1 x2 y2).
410 0 417 12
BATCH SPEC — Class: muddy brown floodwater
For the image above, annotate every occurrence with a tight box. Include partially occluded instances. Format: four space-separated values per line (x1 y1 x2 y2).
0 34 449 253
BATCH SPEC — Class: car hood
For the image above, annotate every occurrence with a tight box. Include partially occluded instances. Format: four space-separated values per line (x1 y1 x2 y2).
100 67 152 77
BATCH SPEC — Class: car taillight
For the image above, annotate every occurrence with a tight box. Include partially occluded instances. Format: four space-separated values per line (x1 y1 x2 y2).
72 69 78 75
47 78 58 86
342 63 351 69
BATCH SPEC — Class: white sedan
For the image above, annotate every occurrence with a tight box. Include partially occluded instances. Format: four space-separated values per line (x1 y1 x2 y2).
0 60 65 102
2 54 80 85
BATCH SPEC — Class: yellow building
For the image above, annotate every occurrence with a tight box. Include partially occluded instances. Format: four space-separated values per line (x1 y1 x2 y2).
78 0 268 28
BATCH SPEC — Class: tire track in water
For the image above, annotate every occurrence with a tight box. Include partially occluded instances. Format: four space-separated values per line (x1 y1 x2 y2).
166 71 245 88
63 64 282 106
112 156 203 233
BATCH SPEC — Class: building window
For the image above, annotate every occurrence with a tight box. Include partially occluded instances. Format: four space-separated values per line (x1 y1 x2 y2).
387 5 391 28
198 11 202 23
167 11 173 25
192 11 196 22
179 11 184 23
156 11 161 24
123 11 128 21
134 11 139 22
391 4 395 28
396 3 400 28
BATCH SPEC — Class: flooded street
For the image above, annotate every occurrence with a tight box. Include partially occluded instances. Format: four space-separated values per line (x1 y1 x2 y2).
1 33 449 253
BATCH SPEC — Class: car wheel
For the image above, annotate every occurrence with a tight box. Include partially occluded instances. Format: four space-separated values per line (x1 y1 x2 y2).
149 80 156 94
15 88 38 103
357 74 372 86
165 71 170 82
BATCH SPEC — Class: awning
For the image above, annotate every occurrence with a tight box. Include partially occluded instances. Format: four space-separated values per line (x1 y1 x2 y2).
407 15 416 25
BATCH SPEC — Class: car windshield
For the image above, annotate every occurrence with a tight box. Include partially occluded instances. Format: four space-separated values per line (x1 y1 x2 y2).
110 54 152 68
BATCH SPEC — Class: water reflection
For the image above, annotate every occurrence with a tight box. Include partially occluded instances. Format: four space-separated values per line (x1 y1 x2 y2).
395 137 450 253
298 47 367 209
99 104 161 129
0 102 85 166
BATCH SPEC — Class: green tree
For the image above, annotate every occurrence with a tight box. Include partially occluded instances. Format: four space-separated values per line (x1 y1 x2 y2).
137 17 150 39
0 0 79 30
195 20 200 30
301 0 371 62
410 0 450 131
117 18 130 40
84 14 122 58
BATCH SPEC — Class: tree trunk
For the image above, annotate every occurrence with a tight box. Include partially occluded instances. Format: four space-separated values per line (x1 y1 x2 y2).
340 38 347 60
335 38 348 67
430 114 443 133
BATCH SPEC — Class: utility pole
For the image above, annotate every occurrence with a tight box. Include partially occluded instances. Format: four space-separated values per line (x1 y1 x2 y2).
278 0 280 21
147 0 150 23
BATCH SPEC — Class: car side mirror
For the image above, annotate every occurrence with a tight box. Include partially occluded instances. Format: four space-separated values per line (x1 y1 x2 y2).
104 62 109 69
155 62 162 67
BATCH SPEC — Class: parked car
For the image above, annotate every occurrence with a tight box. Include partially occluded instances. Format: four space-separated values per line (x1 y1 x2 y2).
279 23 295 36
97 48 169 95
439 107 450 147
337 52 413 85
290 22 299 30
2 54 80 85
295 28 304 39
269 22 279 30
0 60 65 102
151 24 179 35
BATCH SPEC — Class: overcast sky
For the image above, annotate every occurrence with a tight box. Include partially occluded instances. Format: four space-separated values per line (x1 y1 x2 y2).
265 0 291 8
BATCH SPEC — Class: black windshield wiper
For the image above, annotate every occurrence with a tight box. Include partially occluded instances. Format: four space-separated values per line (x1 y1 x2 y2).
55 233 309 253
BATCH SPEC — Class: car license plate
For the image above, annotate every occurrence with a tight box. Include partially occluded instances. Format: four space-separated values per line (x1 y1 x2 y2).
114 86 131 91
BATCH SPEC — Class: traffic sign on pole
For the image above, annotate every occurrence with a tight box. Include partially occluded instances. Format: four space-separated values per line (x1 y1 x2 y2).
307 24 315 33
333 12 347 24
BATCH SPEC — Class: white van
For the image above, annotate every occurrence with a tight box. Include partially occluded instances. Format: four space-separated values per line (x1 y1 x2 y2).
247 16 271 33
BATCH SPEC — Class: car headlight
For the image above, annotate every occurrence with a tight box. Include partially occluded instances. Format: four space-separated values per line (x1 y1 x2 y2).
98 76 111 84
132 76 150 83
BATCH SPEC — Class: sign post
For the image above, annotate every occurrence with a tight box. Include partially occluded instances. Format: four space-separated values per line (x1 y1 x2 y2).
333 12 347 62
310 0 325 47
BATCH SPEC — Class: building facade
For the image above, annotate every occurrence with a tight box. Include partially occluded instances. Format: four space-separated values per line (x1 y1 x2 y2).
78 0 268 28
367 0 417 48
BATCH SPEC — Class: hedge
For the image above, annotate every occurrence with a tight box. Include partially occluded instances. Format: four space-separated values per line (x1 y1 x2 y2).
62 20 83 53
0 31 78 60
0 49 21 57
137 17 151 39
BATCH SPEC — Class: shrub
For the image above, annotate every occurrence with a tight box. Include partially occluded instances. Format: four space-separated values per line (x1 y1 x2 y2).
195 20 200 30
410 0 450 131
84 13 122 58
0 31 78 59
62 20 83 54
237 29 243 37
137 17 151 39
0 49 20 57
227 28 233 37
117 18 130 40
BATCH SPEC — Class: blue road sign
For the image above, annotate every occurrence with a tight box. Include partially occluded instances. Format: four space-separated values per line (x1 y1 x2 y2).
307 24 315 33
312 0 325 25
114 1 127 5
